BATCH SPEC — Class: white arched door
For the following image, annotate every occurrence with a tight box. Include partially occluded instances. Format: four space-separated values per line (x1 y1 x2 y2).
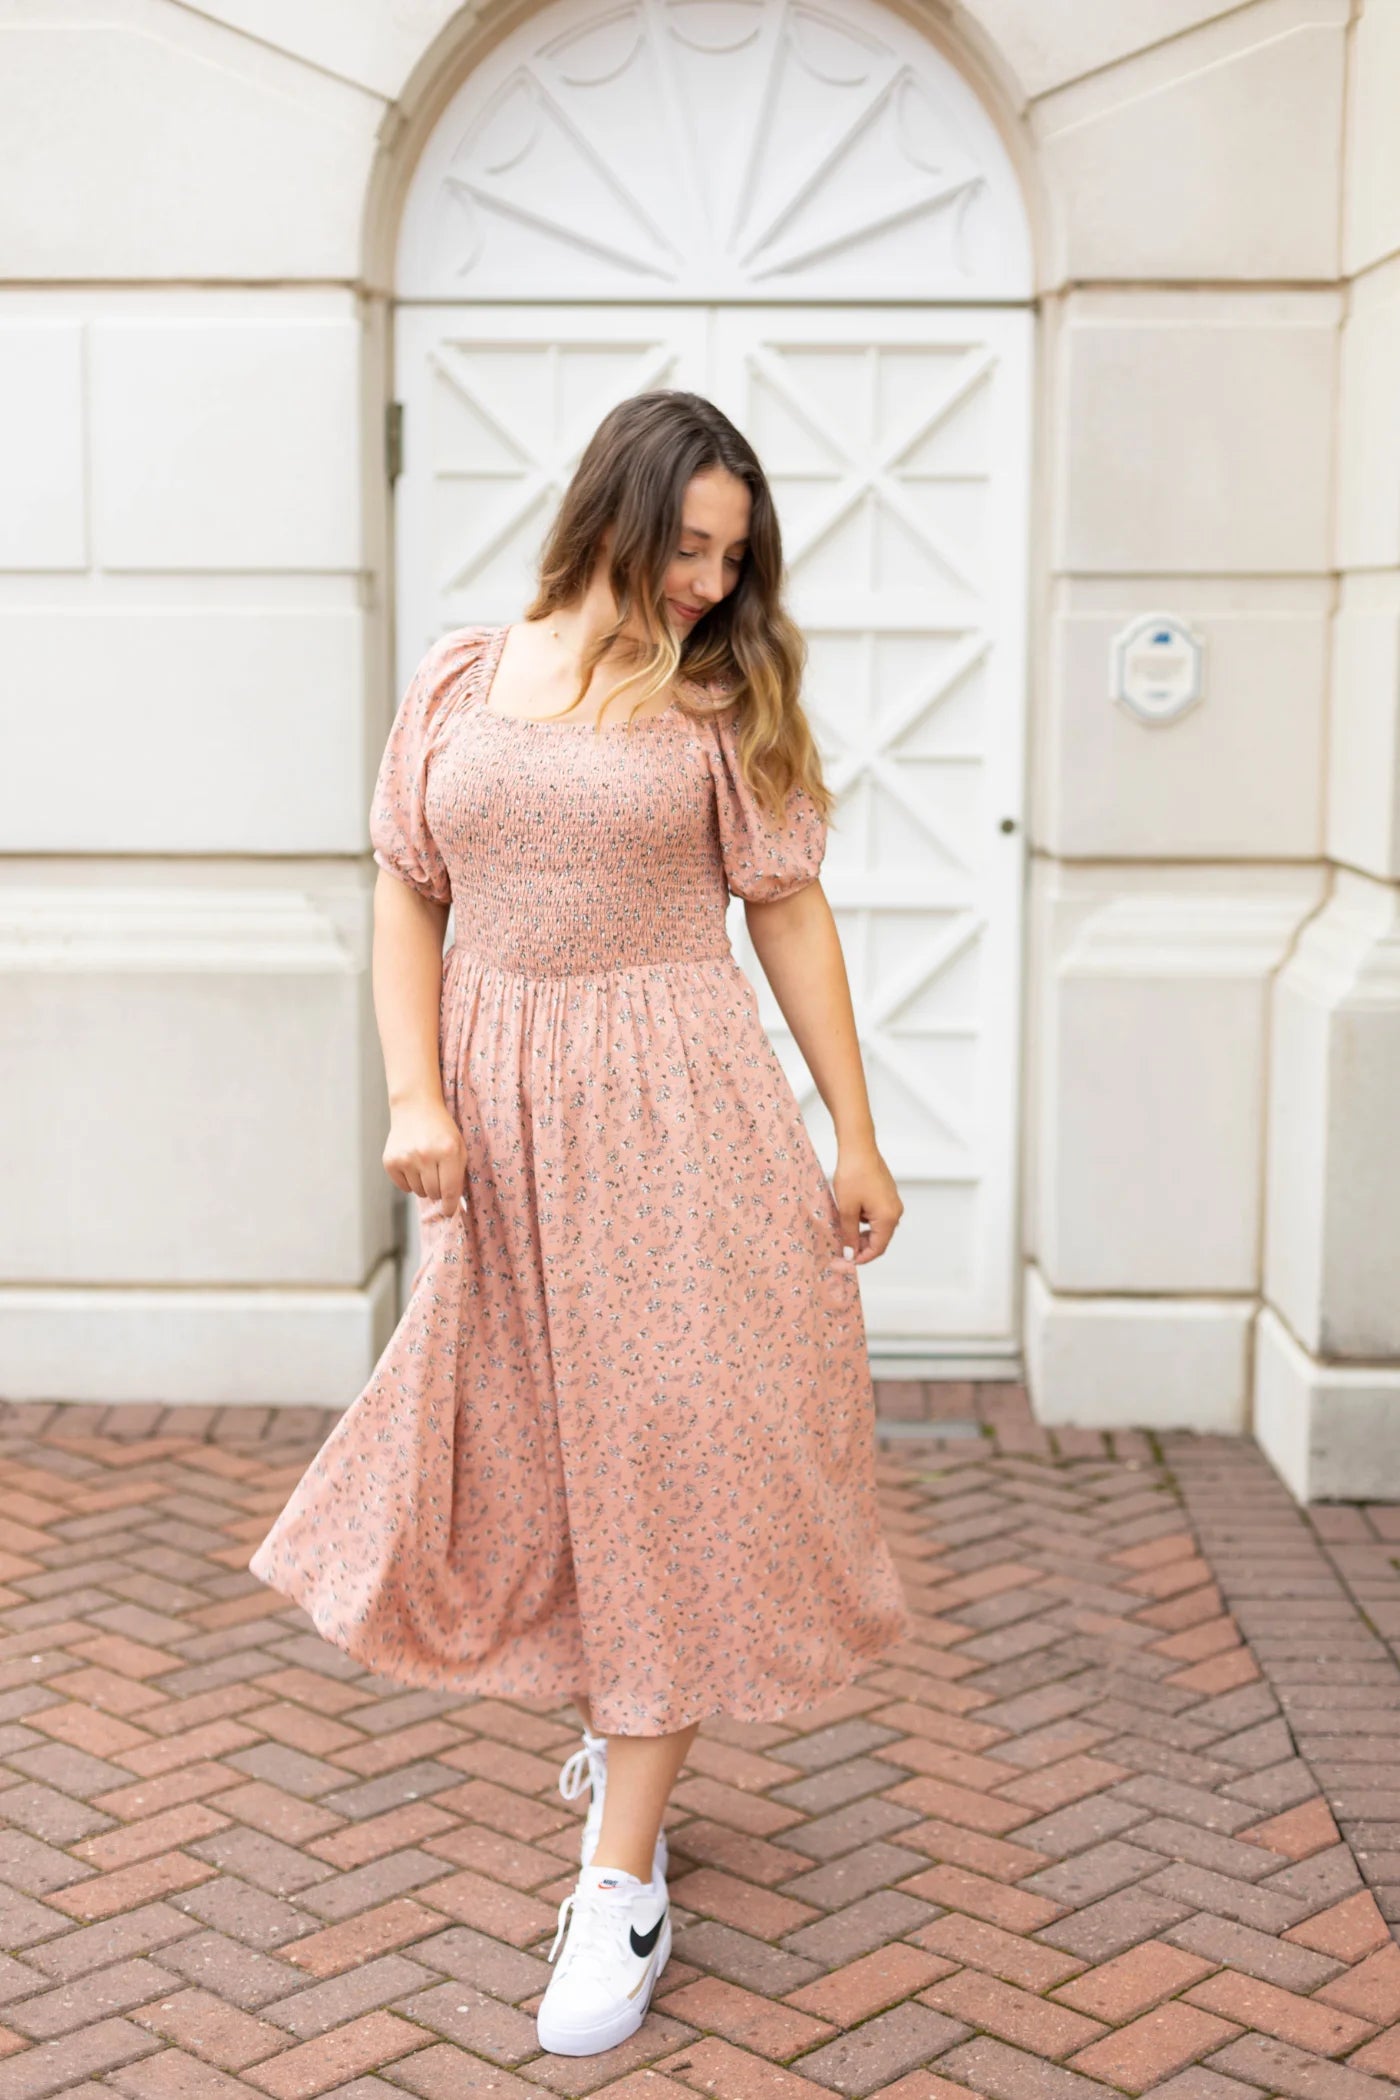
393 0 1033 1359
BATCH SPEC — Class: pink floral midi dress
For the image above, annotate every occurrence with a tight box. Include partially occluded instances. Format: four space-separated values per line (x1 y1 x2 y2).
249 622 910 1735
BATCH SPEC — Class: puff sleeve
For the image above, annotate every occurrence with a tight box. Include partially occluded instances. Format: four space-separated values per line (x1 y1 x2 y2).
705 702 828 902
369 627 491 904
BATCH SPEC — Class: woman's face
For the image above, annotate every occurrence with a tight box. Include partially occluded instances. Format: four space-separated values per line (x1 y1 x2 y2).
661 467 752 636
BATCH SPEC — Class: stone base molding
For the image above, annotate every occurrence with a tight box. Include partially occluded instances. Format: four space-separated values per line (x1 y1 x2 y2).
1255 1305 1400 1503
1023 1263 1254 1433
1265 869 1400 1361
0 1263 396 1407
1030 866 1325 1298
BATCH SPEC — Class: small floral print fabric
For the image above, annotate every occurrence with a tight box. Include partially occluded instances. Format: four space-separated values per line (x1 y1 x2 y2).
248 623 911 1735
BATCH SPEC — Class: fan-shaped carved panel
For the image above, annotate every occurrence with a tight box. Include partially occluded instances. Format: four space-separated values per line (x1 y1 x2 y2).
397 0 1031 301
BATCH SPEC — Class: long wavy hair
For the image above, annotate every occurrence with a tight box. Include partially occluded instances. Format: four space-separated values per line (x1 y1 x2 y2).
523 390 832 824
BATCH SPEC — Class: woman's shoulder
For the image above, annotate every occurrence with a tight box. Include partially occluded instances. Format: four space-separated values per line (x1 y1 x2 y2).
413 622 503 690
401 623 504 732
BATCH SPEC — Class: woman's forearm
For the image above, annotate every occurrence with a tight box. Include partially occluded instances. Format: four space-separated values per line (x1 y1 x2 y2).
371 869 452 1109
744 883 877 1152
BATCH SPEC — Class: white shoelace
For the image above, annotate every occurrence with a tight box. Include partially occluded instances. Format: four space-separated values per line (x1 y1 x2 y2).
558 1731 607 1804
547 1883 640 1974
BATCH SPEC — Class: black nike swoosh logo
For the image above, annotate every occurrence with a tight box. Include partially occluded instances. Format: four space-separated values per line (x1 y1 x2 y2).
630 1912 665 1957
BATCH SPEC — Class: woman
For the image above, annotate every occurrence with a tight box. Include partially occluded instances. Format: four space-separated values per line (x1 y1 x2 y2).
249 390 910 2058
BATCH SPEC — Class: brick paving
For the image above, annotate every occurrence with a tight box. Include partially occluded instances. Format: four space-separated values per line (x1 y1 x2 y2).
0 1391 1397 2100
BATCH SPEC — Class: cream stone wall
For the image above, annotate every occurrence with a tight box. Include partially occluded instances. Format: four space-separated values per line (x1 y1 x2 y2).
1250 10 1400 1499
1 0 1396 1489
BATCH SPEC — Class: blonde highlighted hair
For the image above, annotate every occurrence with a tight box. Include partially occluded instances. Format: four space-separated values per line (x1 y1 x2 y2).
523 390 832 825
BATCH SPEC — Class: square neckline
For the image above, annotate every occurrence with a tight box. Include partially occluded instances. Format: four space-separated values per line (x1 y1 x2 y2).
476 622 684 735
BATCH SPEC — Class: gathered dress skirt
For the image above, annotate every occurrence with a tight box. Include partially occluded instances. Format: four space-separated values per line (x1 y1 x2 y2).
248 623 911 1735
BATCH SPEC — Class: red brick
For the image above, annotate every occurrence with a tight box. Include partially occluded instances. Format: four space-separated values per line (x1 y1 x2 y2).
1127 1557 1213 1599
424 1822 576 1889
667 1738 801 1794
897 1863 1062 1932
668 1868 817 1939
563 2077 694 2100
1068 2003 1241 2093
190 1592 292 1635
1151 1617 1241 1664
1212 2031 1400 2100
883 1775 1032 1836
95 2044 251 2098
129 1989 285 2070
74 1803 231 1871
1166 1649 1261 1695
911 1914 1085 1993
666 1820 812 1888
867 2079 983 2100
987 1721 1112 1771
784 1944 955 2026
28 1701 152 1756
1240 1797 1340 1861
68 1633 182 1680
238 1704 360 1758
923 1970 1107 2060
1316 1943 1400 2025
658 1975 835 2058
306 1803 458 1874
1350 2028 1400 2079
281 1897 447 1977
139 1688 265 1741
434 1738 562 1789
997 1757 1130 1814
797 2002 973 2093
1133 1585 1225 1633
863 1702 1006 1754
874 1737 1022 1791
49 1667 167 1716
244 2010 423 2097
1053 1940 1216 2023
212 1781 344 1847
446 1699 568 1752
249 1668 366 1717
91 1764 244 1821
895 1819 1049 1883
1185 1972 1375 2058
933 1562 1042 1611
1284 1890 1391 1961
47 1850 219 1920
430 1776 570 1842
327 1720 463 1778
1113 1534 1198 1571
669 1776 804 1837
413 1869 557 1947
657 2035 837 2098
114 1722 261 1781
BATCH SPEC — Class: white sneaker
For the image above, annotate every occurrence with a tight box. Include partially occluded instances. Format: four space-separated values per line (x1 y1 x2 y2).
536 1863 672 2056
558 1729 669 1880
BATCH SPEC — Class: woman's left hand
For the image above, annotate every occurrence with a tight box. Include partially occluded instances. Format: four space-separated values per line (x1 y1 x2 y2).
831 1141 903 1265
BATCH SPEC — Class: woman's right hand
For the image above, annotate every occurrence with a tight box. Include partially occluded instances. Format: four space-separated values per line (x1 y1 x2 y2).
383 1094 468 1215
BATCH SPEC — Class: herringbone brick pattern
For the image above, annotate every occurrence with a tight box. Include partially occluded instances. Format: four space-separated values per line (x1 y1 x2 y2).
0 1392 1397 2100
1169 1435 1400 1933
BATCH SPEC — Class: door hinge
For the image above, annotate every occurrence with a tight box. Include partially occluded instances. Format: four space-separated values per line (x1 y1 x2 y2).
385 401 404 485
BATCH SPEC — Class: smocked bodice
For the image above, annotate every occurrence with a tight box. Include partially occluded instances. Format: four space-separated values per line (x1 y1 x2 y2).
370 624 828 980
